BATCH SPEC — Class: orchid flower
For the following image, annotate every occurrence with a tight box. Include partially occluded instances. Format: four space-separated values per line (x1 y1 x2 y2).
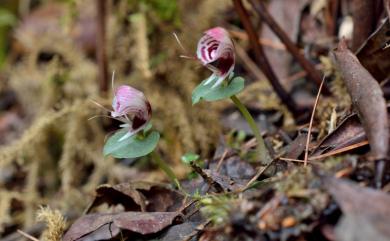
111 85 152 141
101 80 179 188
190 27 271 164
196 27 235 88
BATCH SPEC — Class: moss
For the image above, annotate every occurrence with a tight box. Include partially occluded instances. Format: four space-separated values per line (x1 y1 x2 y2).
316 56 352 139
36 206 66 241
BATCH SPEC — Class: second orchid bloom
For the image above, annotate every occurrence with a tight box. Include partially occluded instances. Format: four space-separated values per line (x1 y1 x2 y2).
196 27 235 88
111 85 152 141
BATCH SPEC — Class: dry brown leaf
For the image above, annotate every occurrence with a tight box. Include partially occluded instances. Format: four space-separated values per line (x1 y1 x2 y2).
333 39 389 161
324 177 390 241
63 211 181 241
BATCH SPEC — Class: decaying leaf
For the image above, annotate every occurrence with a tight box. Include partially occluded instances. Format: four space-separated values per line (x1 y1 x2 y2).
282 133 308 159
113 212 182 235
351 0 376 51
357 18 390 82
332 39 389 161
312 114 365 156
87 181 184 213
62 213 115 241
324 177 390 241
209 156 256 181
158 221 209 241
63 211 181 241
203 169 245 192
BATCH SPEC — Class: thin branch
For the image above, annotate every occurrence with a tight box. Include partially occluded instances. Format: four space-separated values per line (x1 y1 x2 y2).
304 76 326 166
249 0 328 93
216 149 229 172
97 0 108 94
190 161 224 193
229 30 287 50
283 64 323 84
279 157 308 163
237 41 322 92
17 230 40 241
232 0 301 116
310 140 368 161
242 159 275 191
279 140 368 163
235 43 265 79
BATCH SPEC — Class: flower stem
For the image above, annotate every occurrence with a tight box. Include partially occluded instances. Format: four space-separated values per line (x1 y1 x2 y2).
151 150 181 190
230 95 272 164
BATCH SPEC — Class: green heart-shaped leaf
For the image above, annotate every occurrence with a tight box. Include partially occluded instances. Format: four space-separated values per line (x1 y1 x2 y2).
192 76 245 105
103 129 160 158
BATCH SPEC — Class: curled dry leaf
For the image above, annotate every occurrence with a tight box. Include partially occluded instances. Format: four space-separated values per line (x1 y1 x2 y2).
312 114 366 156
356 18 390 82
114 212 181 235
324 177 390 241
87 181 184 213
62 213 115 241
62 211 181 241
332 40 389 161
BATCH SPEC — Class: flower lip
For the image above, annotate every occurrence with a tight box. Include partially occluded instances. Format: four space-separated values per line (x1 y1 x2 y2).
196 27 235 88
111 85 152 140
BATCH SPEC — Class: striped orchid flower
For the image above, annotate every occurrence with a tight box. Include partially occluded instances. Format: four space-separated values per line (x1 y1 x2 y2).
101 81 176 188
111 85 152 141
196 27 235 88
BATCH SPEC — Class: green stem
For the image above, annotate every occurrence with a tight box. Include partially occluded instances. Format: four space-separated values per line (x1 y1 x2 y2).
230 95 271 164
151 150 181 190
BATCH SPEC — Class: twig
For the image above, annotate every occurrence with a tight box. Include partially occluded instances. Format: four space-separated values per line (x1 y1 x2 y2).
96 0 108 94
310 140 368 160
278 157 321 166
236 42 315 108
248 0 327 93
283 64 323 84
279 157 308 163
242 159 275 191
229 30 287 50
216 149 228 172
242 137 257 153
232 0 301 116
279 137 368 164
235 44 265 80
304 76 326 166
189 161 224 193
17 230 40 241
335 167 354 178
